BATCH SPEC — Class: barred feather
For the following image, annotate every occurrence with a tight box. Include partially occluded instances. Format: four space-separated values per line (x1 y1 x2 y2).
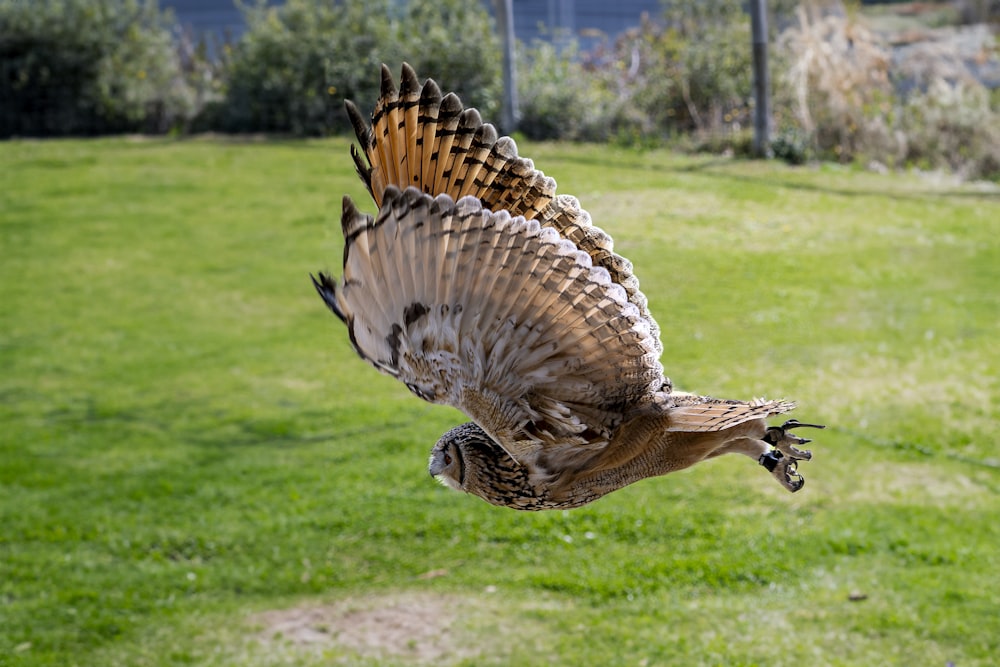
666 395 796 432
347 63 662 359
321 186 663 457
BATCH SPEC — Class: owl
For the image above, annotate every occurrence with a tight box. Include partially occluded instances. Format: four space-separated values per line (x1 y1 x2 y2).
313 64 823 510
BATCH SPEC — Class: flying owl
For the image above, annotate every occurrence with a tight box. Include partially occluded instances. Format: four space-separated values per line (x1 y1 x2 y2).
313 64 823 510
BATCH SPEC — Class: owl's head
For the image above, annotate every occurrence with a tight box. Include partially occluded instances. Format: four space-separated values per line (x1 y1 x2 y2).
428 422 494 492
428 422 540 508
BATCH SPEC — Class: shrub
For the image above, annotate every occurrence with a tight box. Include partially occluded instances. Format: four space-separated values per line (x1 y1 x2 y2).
901 78 1000 179
218 0 396 135
515 36 624 142
219 0 501 136
396 0 502 123
579 2 753 150
775 4 900 164
0 0 192 137
773 3 999 179
770 126 812 165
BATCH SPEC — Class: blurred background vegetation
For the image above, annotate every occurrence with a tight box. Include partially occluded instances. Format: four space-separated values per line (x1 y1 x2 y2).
1 0 998 178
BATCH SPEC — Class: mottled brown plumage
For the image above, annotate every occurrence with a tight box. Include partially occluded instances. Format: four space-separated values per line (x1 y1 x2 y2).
314 63 823 510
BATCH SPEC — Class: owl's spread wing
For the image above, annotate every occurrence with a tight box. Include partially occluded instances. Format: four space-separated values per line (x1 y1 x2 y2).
314 186 664 462
346 63 663 360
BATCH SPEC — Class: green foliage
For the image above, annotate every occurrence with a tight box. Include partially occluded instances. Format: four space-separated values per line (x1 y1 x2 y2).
513 0 754 146
554 1 754 151
396 0 502 123
770 126 812 165
219 0 396 135
2 138 999 666
0 0 192 136
220 0 500 136
900 78 1000 179
1 0 996 178
623 1 751 137
515 37 623 141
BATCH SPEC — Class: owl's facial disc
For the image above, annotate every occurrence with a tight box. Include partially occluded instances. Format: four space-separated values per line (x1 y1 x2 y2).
428 441 464 490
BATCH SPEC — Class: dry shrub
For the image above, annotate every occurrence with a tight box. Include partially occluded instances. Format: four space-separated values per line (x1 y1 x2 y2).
776 3 901 164
775 2 1000 179
892 23 1000 178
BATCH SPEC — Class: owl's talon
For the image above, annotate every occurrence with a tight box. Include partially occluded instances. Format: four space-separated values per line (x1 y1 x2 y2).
759 450 805 492
764 419 824 461
760 418 821 491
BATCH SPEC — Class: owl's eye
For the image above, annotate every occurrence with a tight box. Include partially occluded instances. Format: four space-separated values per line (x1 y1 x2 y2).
444 452 453 466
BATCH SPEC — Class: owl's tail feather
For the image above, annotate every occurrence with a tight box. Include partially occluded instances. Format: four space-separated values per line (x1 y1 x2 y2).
665 395 796 432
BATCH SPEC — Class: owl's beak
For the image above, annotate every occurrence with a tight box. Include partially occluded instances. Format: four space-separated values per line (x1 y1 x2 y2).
428 445 464 490
428 450 446 477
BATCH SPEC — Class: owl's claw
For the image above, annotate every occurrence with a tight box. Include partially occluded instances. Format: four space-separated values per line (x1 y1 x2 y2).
764 419 824 461
759 420 823 492
758 450 805 492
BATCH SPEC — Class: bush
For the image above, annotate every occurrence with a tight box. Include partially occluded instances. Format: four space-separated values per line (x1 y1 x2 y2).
396 0 502 123
218 0 395 135
576 2 753 150
901 78 1000 179
515 36 625 142
770 126 812 165
774 4 900 165
219 0 501 136
0 0 193 137
773 4 1000 179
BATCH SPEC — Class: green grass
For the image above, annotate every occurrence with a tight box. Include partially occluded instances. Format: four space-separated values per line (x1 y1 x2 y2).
1 137 998 667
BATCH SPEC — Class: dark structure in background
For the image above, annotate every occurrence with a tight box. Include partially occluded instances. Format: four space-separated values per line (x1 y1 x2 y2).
749 0 772 157
166 0 278 39
165 0 665 51
164 0 669 135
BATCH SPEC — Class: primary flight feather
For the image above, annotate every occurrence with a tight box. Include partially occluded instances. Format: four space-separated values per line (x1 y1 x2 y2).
314 63 823 510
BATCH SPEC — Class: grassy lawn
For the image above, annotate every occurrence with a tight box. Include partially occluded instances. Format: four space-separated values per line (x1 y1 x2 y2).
1 137 998 666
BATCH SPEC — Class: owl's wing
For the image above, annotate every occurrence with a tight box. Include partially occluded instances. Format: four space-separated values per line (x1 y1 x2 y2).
346 63 663 360
314 186 664 461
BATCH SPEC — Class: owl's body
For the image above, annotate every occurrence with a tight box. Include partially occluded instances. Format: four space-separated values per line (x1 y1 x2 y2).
314 64 822 510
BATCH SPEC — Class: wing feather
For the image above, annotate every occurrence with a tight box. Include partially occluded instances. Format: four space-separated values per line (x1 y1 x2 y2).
417 78 442 193
428 93 464 195
371 65 399 192
324 187 664 460
443 108 483 195
398 63 421 188
345 64 664 355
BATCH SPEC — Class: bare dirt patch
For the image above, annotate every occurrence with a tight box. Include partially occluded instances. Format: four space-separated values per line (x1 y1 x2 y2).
251 591 488 664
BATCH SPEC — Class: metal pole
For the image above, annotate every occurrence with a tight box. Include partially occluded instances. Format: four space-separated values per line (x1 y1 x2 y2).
495 0 518 133
749 0 772 158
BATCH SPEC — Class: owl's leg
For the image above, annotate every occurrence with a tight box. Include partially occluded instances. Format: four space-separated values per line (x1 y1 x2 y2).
757 447 805 492
708 423 820 492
